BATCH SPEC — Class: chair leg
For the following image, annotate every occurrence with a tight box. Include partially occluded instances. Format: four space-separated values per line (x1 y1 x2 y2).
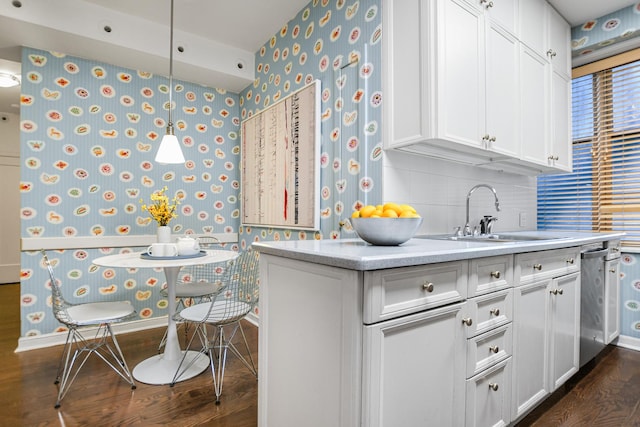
53 324 136 408
169 321 208 386
208 322 257 404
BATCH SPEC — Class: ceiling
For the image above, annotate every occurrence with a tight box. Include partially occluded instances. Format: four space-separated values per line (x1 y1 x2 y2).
0 0 636 116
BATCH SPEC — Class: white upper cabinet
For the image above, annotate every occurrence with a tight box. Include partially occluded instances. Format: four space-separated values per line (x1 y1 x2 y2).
383 0 573 175
519 2 572 172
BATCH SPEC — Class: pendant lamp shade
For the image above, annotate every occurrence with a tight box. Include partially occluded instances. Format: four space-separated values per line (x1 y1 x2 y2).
154 0 185 165
155 133 185 164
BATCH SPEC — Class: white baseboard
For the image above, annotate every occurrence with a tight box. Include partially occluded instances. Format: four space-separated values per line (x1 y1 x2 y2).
15 316 168 352
15 313 261 352
615 334 640 352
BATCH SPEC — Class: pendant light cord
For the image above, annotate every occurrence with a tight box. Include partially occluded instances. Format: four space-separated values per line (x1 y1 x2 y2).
167 0 174 135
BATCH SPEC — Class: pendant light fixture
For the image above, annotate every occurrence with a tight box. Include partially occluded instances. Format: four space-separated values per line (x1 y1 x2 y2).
0 72 20 88
155 0 186 164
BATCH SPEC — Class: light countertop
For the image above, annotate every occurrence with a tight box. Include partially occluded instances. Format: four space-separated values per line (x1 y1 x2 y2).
252 231 624 271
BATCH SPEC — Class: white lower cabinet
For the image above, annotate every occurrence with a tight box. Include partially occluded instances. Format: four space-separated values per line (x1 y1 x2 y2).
512 271 581 421
605 257 621 344
549 272 580 391
466 358 512 427
258 246 586 427
363 302 467 427
512 279 550 419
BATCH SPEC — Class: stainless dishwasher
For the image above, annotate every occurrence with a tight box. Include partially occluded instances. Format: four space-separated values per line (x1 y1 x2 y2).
579 243 610 367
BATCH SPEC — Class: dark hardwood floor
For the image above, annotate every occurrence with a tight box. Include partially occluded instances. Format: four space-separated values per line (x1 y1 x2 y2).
0 283 258 426
2 282 640 426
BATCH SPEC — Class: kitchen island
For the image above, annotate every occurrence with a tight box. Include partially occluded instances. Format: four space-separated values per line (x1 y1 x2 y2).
253 231 623 427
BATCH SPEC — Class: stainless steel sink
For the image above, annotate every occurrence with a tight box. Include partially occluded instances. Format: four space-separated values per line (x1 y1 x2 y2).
416 233 568 243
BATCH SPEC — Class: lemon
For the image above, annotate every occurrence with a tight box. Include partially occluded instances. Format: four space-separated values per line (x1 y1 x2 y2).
351 210 360 218
382 209 399 218
359 205 377 218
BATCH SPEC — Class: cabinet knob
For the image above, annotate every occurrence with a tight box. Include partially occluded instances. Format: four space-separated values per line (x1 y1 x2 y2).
547 155 559 161
610 268 616 273
546 49 557 58
612 247 620 253
550 288 564 295
462 318 473 327
489 345 499 354
533 264 542 271
489 136 496 142
489 383 499 391
490 308 500 316
422 282 434 292
485 1 494 8
490 270 501 279
566 258 575 264
482 134 490 141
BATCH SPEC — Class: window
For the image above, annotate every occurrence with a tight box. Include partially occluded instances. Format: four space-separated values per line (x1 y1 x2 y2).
537 49 640 247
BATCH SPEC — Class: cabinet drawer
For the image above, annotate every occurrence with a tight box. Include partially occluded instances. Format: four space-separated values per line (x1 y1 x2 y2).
469 254 513 297
465 357 512 427
464 288 513 338
364 261 467 324
466 323 512 378
514 247 579 285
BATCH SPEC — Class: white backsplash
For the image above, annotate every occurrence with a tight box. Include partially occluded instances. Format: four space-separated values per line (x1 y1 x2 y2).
382 150 538 236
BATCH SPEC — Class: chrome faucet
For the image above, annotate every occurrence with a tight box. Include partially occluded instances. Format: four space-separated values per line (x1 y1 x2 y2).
464 184 500 236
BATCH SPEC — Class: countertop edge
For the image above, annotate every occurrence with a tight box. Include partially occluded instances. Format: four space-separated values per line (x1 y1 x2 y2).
252 232 624 271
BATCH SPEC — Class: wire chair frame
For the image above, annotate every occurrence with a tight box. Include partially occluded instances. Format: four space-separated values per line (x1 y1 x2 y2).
170 247 260 403
40 250 137 408
157 236 227 352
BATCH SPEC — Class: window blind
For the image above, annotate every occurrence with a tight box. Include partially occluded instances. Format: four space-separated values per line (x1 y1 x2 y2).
538 54 640 247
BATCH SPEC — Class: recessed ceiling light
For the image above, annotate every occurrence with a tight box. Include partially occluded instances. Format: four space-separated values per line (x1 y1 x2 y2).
0 72 20 88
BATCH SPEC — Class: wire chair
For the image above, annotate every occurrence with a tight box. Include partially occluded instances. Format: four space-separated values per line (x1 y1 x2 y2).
158 236 226 352
41 249 137 408
170 247 260 403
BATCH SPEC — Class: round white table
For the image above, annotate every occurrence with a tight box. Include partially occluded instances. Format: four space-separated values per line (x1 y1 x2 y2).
92 249 238 385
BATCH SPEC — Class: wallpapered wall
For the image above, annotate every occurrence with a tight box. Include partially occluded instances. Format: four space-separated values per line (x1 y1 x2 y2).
19 0 383 338
19 48 243 337
238 0 382 243
620 254 640 339
571 2 640 59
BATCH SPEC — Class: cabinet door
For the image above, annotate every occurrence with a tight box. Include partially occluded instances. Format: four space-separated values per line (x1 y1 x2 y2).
519 0 547 57
442 0 485 148
605 258 621 344
519 46 549 167
549 70 572 172
465 357 512 427
382 0 427 147
549 272 580 390
512 279 550 420
547 4 570 77
363 302 467 427
485 22 519 158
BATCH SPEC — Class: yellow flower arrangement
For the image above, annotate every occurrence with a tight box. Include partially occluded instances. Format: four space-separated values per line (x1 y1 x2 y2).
140 186 179 226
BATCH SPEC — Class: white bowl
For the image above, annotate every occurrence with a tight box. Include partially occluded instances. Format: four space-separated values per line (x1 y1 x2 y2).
350 217 423 246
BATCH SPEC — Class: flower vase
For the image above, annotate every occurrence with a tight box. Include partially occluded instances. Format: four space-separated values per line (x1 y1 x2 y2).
157 226 171 243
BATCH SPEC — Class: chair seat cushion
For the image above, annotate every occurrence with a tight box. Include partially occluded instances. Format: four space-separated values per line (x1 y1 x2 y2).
66 301 135 325
174 281 224 298
180 299 252 324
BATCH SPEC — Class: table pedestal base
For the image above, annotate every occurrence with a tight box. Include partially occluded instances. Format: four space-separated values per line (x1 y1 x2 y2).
133 351 209 385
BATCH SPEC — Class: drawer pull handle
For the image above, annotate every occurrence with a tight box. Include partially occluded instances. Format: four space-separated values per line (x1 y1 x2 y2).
550 288 564 295
612 247 620 252
567 258 575 264
422 282 434 292
462 318 473 327
489 383 499 391
490 271 501 279
489 346 499 354
490 308 500 316
610 268 616 273
533 264 543 271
